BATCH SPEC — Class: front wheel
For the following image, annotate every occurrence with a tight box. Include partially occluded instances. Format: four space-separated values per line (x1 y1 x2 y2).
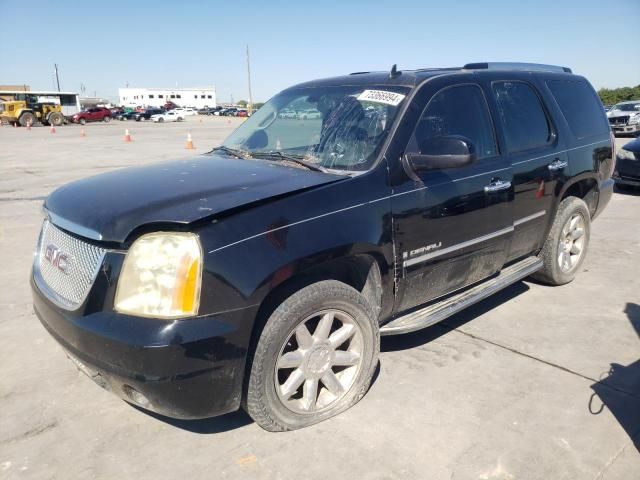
245 280 379 431
531 196 591 285
79 118 86 125
104 116 111 123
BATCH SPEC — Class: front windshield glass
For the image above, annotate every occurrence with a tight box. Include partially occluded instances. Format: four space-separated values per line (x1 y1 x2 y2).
222 85 409 172
612 103 640 112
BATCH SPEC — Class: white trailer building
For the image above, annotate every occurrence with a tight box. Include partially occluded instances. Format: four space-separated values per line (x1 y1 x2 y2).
118 87 216 109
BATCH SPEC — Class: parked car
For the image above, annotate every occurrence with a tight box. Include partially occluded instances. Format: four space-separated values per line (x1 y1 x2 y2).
236 109 248 117
607 101 640 136
173 107 198 116
135 108 165 121
151 111 184 122
223 108 239 116
31 62 614 432
110 107 124 117
71 107 112 125
612 136 640 188
116 111 137 121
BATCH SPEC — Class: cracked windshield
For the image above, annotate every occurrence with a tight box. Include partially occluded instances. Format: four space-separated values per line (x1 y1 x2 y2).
222 85 409 172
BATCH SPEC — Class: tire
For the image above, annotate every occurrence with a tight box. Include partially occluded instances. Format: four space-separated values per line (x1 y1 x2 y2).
79 118 86 125
19 111 36 127
245 280 379 432
177 117 183 122
158 117 164 123
104 116 111 123
48 112 64 127
531 196 591 285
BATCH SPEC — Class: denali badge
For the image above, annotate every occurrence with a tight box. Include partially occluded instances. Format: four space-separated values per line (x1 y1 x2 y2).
44 244 71 274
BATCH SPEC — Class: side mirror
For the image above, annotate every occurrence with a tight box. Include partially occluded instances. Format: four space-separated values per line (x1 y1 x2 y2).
406 135 477 172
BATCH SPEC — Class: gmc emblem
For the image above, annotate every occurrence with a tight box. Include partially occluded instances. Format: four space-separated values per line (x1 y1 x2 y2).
44 244 71 274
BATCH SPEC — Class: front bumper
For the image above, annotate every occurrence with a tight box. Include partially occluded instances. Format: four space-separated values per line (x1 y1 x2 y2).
31 275 257 420
611 124 640 135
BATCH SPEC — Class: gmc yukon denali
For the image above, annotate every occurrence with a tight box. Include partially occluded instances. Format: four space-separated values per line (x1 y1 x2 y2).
31 62 615 431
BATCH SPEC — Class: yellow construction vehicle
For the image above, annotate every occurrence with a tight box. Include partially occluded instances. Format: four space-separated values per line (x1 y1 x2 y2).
0 93 65 127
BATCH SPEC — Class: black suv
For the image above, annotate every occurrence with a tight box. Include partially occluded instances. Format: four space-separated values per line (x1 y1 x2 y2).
135 108 165 121
31 62 614 431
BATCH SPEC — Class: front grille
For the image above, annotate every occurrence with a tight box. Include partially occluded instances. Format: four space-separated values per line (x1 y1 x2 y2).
609 116 629 126
34 220 107 309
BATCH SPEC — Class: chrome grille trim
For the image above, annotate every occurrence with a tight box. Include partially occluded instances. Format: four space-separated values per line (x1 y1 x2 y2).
33 220 107 310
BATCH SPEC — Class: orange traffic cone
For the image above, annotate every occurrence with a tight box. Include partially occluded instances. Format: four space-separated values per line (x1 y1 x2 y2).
50 125 56 134
124 129 132 142
536 179 545 199
185 133 195 150
227 118 231 125
80 129 86 137
13 122 17 128
26 121 32 131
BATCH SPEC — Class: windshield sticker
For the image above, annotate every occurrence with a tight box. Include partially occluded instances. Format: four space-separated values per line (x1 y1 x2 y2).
357 90 406 106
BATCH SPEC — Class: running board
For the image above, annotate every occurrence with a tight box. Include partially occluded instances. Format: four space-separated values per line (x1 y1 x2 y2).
380 256 543 336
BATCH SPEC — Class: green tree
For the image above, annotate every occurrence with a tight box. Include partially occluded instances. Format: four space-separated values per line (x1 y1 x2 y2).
597 85 640 105
237 100 247 107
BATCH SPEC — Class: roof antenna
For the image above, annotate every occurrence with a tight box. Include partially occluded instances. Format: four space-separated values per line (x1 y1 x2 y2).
389 64 401 78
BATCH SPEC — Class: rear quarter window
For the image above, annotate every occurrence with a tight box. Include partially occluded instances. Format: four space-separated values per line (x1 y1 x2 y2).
546 79 610 139
492 81 553 153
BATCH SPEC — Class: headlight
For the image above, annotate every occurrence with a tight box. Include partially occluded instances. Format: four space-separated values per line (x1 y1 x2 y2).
629 114 640 125
115 232 203 318
617 148 636 161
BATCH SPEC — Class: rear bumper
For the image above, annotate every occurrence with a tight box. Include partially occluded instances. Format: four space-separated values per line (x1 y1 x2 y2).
31 275 257 420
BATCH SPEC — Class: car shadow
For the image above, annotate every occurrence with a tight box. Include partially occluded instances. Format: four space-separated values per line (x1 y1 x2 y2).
130 404 254 434
381 281 530 352
614 184 640 196
589 302 640 452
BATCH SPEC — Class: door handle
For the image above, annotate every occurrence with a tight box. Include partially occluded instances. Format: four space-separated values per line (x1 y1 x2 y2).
484 179 512 193
548 158 568 171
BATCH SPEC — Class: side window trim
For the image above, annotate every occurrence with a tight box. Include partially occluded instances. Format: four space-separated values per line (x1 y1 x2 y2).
406 82 500 160
491 79 558 155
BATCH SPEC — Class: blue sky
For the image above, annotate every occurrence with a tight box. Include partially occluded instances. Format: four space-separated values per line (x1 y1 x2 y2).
2 0 638 103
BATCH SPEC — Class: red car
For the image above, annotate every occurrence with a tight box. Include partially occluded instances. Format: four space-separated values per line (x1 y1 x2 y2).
72 107 112 125
236 109 248 117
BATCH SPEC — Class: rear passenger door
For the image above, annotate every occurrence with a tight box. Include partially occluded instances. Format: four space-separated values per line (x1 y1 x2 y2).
392 79 513 312
486 78 567 262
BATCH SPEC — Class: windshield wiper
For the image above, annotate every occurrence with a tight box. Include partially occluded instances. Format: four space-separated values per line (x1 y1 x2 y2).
250 151 328 173
209 145 250 159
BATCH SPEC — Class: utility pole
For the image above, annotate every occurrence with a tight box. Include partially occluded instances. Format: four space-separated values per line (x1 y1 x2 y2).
54 64 61 92
246 45 253 114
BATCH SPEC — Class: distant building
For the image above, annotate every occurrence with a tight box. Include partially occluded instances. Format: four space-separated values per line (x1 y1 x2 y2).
0 85 30 92
118 87 216 108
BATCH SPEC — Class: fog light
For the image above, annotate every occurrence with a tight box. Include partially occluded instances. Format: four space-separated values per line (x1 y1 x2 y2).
122 384 151 408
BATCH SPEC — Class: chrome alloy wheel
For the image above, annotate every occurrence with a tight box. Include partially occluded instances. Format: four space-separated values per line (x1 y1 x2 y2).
557 213 586 273
274 309 364 414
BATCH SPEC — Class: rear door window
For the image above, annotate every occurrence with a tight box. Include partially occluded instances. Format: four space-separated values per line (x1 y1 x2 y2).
546 80 609 139
408 84 498 160
492 81 553 153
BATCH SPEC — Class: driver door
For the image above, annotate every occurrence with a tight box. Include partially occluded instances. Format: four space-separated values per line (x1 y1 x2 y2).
392 79 513 312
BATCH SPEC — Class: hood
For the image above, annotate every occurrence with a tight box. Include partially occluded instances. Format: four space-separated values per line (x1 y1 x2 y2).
45 153 342 243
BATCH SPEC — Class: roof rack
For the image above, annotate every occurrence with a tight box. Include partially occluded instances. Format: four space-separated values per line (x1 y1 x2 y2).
463 62 572 74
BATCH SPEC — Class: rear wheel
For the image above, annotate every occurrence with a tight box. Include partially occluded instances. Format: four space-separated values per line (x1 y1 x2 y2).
177 117 183 122
245 280 379 431
79 118 86 125
19 111 36 127
157 117 164 123
531 196 590 285
48 112 64 127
